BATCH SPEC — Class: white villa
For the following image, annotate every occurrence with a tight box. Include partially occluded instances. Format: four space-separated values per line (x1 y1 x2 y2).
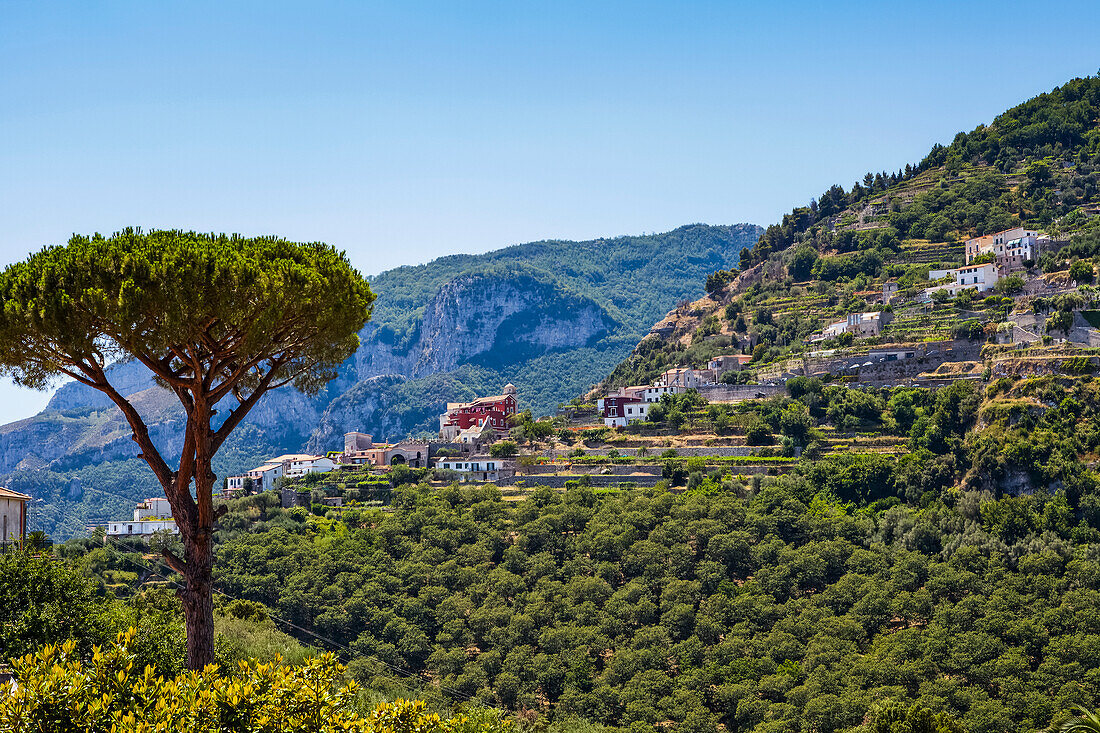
817 311 892 341
435 456 514 483
107 518 178 538
924 262 1000 300
965 227 1042 273
107 497 179 538
133 497 172 520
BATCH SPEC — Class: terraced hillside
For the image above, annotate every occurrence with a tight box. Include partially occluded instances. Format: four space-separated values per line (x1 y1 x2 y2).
600 75 1100 394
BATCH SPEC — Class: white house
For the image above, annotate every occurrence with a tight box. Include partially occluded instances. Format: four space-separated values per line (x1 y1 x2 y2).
227 453 335 495
656 368 714 389
598 394 653 428
924 262 1000 300
644 385 683 402
817 312 892 341
226 461 281 494
107 518 178 538
133 497 172 521
0 487 31 549
436 456 514 482
275 454 336 478
966 227 1041 272
821 320 848 340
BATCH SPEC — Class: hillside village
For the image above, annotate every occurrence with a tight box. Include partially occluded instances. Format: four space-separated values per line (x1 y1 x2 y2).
93 222 1100 541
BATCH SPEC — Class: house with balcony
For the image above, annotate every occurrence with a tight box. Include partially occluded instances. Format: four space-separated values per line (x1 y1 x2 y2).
965 227 1041 274
226 452 336 495
435 456 515 483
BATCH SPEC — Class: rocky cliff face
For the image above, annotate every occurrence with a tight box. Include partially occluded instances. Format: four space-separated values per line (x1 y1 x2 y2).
354 272 613 381
305 273 615 450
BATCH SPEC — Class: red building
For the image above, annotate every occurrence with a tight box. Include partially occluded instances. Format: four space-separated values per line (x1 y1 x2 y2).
597 394 650 428
439 384 518 441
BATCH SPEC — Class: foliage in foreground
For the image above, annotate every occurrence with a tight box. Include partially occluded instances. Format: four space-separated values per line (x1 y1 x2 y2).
0 629 511 733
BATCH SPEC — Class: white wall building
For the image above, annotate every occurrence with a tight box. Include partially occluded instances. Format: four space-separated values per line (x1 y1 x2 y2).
0 487 31 549
966 227 1041 270
817 312 892 341
598 394 653 428
436 457 513 482
276 454 336 478
644 385 683 402
925 262 1000 300
107 519 178 538
133 497 172 521
227 454 335 494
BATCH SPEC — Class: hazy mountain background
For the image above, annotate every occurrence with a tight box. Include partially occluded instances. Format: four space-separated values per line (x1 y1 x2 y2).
0 223 760 538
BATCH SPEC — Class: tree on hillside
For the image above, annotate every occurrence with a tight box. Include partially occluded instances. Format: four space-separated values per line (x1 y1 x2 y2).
0 229 374 668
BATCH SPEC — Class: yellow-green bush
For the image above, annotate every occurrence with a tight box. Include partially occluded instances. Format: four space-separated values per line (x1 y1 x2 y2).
0 629 511 733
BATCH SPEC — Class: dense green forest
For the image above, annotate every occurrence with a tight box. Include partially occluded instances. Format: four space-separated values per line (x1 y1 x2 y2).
17 375 1100 732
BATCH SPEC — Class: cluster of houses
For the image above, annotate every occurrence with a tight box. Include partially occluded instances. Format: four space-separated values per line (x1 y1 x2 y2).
93 385 528 540
964 227 1042 273
216 384 523 498
923 227 1045 301
439 384 518 442
808 227 1053 342
597 356 752 427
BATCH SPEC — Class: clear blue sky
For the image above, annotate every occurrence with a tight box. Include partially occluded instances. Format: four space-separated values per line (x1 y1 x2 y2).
1 0 1098 419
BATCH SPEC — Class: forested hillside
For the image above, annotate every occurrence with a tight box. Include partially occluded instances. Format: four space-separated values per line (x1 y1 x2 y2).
12 373 1078 731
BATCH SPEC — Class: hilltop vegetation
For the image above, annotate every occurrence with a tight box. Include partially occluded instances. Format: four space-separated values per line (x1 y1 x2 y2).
370 225 761 344
602 76 1100 393
744 74 1100 267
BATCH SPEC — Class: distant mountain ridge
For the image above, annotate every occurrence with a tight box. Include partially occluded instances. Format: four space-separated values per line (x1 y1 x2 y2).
0 223 761 538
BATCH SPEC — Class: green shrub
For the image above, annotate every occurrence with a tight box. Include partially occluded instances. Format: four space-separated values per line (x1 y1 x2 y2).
0 630 509 733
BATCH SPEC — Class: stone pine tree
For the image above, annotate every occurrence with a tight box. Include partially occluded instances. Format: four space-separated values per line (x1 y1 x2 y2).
0 229 374 668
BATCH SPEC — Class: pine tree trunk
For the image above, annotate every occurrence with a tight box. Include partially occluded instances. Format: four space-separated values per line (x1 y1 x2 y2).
180 413 218 670
181 535 216 669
